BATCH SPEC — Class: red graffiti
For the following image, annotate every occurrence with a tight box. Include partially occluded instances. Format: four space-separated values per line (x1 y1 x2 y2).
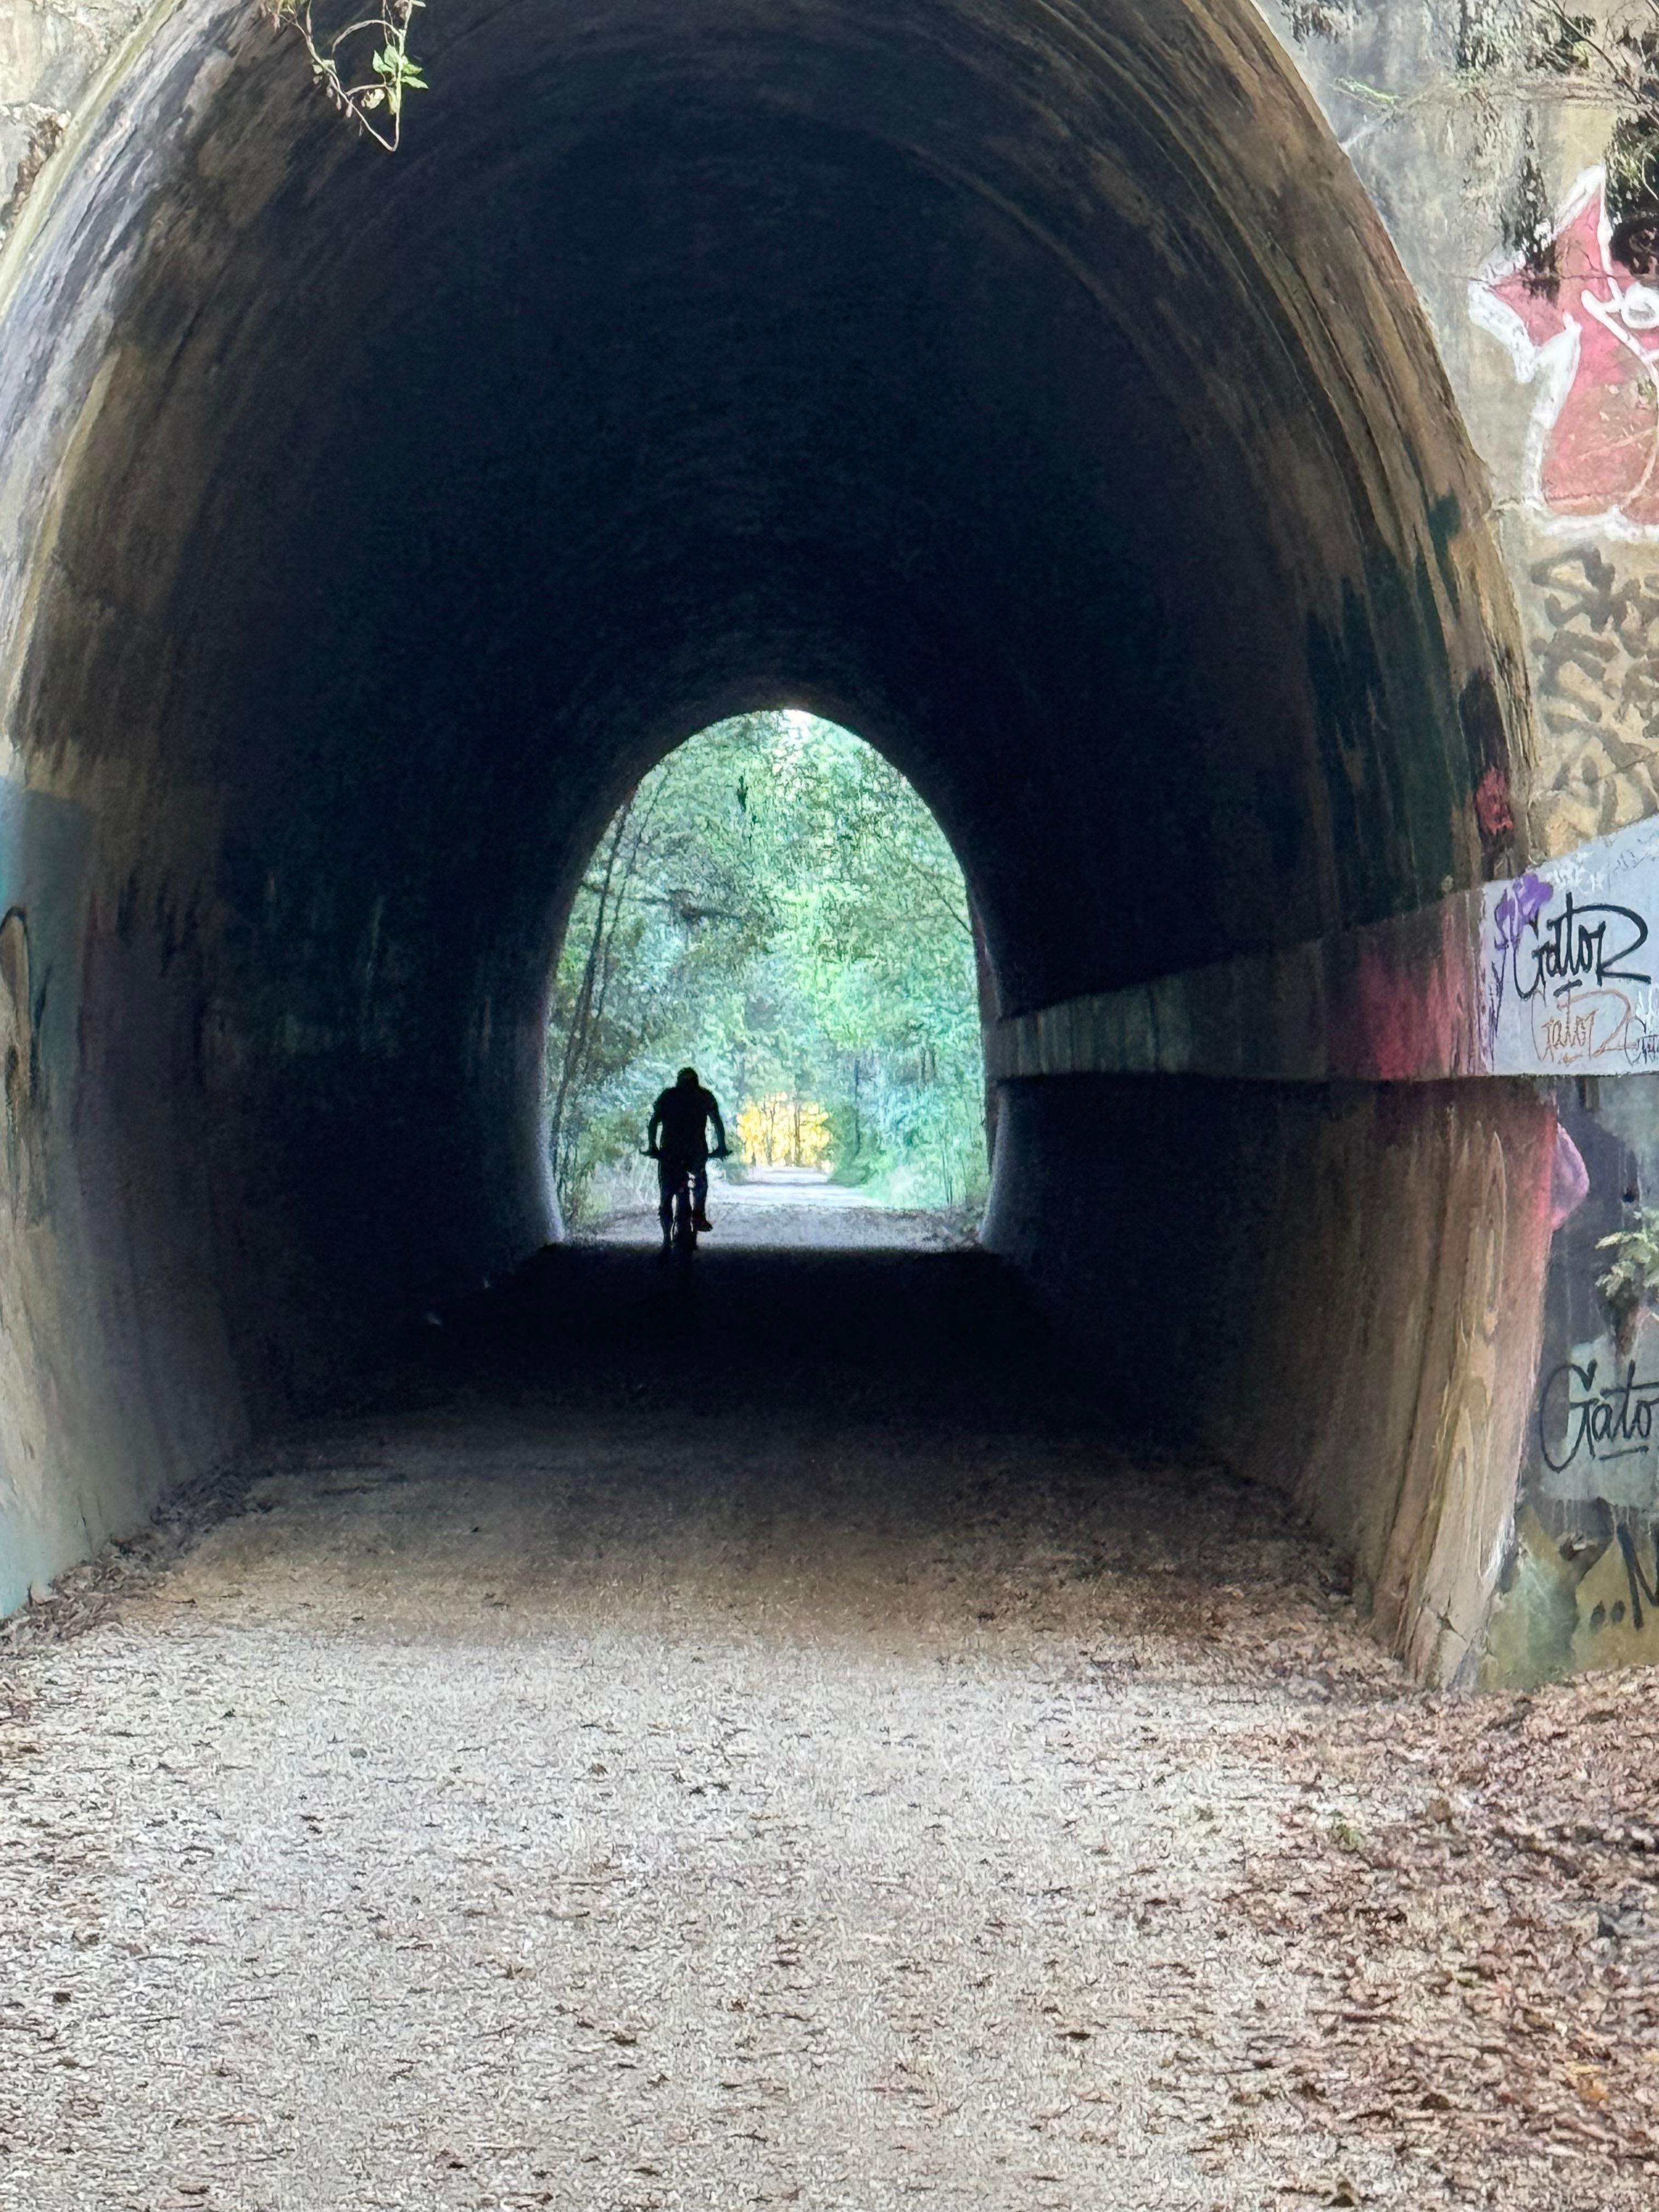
1339 902 1480 1081
1474 764 1515 842
1471 169 1659 535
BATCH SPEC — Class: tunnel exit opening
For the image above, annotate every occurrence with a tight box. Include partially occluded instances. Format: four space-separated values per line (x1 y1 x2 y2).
544 709 990 1244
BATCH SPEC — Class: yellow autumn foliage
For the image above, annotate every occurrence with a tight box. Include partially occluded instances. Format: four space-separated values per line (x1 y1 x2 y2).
735 1093 833 1169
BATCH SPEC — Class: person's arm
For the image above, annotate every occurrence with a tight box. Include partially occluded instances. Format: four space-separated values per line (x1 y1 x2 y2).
707 1097 729 1158
646 1099 663 1157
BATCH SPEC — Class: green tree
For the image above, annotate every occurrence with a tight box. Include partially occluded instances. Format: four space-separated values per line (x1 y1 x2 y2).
545 713 986 1224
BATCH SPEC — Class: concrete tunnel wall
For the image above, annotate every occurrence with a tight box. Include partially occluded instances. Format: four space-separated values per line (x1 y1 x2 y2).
0 0 1554 1678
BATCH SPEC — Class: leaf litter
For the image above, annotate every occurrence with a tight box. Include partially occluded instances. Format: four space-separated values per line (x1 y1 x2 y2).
0 1276 1656 2209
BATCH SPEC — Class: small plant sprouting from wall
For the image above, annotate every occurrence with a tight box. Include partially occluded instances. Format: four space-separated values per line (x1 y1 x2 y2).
263 0 427 151
1501 127 1561 293
1598 1207 1659 1352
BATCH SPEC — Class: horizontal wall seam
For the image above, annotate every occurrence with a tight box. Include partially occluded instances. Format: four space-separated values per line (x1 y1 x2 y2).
987 814 1659 1085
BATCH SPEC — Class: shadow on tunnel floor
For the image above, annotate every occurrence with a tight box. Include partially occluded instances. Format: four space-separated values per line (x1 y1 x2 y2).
222 1241 1336 1681
34 1240 1368 1717
410 1242 1111 1437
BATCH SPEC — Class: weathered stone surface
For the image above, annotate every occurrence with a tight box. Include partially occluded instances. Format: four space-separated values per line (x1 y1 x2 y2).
0 0 1581 1685
1263 4 1659 866
0 0 147 240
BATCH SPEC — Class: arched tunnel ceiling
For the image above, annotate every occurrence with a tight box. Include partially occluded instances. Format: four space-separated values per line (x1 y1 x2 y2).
2 0 1530 1025
0 0 1549 1638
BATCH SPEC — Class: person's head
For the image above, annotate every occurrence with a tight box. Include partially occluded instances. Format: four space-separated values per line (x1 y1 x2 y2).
676 1066 699 1089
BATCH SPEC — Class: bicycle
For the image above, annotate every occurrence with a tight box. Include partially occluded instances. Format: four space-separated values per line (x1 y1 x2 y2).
645 1144 727 1257
661 1154 699 1256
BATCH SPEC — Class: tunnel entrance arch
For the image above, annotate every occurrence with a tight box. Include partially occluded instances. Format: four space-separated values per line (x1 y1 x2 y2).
0 0 1550 1681
543 707 991 1234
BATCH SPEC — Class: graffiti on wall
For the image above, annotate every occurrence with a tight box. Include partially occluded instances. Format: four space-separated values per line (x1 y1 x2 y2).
1520 1111 1659 1675
1471 166 1659 538
1480 812 1659 1073
1562 1515 1659 1667
1470 171 1659 844
1537 1327 1659 1661
1526 544 1659 844
1538 1317 1659 1507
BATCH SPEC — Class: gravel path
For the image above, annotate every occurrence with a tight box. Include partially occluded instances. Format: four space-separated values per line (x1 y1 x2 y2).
586 1200 958 1249
2 1246 1655 2210
583 1169 965 1250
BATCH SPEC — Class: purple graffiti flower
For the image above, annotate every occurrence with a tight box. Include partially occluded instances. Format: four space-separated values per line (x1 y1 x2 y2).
1496 871 1553 952
1486 872 1555 1063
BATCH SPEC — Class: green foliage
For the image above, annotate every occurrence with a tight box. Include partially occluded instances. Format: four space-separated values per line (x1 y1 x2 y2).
1597 1210 1659 1321
1606 106 1659 222
1445 2 1595 79
1531 11 1596 77
547 714 988 1227
264 0 427 151
1328 4 1657 183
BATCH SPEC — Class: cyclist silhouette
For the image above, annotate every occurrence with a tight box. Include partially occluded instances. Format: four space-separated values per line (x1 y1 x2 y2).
646 1067 728 1252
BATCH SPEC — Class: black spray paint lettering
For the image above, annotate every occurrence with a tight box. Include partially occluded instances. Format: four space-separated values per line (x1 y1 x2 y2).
1615 1526 1659 1633
1487 872 1553 1059
1530 547 1659 746
1538 1356 1659 1473
1513 891 1651 1005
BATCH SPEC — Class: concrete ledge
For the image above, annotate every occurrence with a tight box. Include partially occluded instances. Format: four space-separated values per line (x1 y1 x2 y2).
989 814 1659 1087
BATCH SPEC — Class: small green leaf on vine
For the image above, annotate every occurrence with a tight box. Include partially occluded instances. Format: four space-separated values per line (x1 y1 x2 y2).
263 0 428 151
373 43 428 120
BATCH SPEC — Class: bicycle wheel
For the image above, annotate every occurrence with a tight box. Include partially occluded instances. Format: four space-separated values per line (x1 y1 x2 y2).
673 1179 697 1252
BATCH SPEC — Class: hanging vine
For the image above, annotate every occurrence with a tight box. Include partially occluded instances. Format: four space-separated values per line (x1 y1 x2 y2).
263 0 428 152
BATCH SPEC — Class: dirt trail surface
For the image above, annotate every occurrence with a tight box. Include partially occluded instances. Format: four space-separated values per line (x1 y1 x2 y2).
2 1245 1657 2210
585 1163 963 1250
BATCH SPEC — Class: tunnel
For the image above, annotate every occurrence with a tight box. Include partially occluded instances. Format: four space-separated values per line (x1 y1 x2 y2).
0 0 1556 1681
